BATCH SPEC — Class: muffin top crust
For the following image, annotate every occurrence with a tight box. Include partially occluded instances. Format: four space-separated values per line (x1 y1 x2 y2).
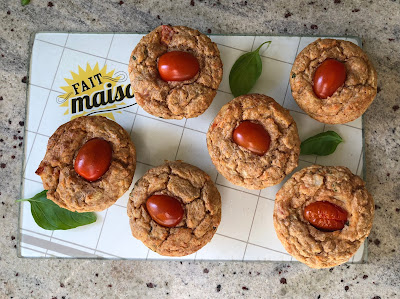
128 25 223 119
127 161 221 256
290 39 377 124
274 165 374 268
207 94 300 189
36 116 136 212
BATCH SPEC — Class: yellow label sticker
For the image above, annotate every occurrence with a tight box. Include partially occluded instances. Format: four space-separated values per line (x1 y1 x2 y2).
57 63 135 120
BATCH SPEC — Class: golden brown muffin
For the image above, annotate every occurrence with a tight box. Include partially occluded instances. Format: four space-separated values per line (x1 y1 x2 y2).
127 161 221 256
206 94 300 190
290 39 377 124
35 116 136 212
128 25 223 119
273 165 374 268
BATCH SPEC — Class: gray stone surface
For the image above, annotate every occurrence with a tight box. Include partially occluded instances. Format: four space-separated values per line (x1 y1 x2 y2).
0 0 399 298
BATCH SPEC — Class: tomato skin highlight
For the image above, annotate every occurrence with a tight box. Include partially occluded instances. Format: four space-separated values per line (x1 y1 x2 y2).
313 59 347 99
232 121 271 156
158 51 200 81
74 138 112 182
303 201 348 231
146 195 184 227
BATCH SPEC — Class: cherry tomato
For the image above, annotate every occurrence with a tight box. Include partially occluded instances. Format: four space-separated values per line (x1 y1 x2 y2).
232 121 271 156
158 51 200 81
313 59 346 99
74 138 112 182
146 195 184 227
304 201 348 231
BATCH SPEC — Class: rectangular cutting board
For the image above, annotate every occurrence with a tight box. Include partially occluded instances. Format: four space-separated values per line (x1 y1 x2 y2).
19 32 367 262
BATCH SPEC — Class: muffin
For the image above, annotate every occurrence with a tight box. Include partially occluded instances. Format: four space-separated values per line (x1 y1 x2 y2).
273 165 374 268
290 38 377 124
127 161 221 256
35 116 136 212
206 94 300 190
128 25 223 119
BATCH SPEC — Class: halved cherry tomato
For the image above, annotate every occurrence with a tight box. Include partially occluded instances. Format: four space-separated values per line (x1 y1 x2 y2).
146 195 184 227
313 59 346 99
74 138 112 182
232 121 271 156
304 201 348 231
158 51 200 81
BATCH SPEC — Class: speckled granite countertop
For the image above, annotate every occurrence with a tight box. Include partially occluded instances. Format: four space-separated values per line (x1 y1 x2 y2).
0 0 399 298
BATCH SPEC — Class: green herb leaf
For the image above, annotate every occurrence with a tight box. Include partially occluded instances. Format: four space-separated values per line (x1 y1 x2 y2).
300 131 343 156
21 0 30 6
17 190 97 230
229 41 271 97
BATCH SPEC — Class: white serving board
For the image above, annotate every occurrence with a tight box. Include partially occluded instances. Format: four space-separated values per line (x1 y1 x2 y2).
19 33 366 263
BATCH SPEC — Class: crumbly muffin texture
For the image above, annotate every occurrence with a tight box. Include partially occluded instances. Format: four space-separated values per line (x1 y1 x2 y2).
128 25 223 119
36 116 136 212
290 39 377 124
207 94 300 190
273 165 374 269
127 161 221 256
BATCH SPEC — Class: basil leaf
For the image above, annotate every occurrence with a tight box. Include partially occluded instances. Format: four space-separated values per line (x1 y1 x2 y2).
300 131 343 156
17 190 97 230
229 41 271 97
21 0 30 6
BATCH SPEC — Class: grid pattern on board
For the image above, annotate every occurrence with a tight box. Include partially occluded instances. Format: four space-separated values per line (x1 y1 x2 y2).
20 33 366 262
